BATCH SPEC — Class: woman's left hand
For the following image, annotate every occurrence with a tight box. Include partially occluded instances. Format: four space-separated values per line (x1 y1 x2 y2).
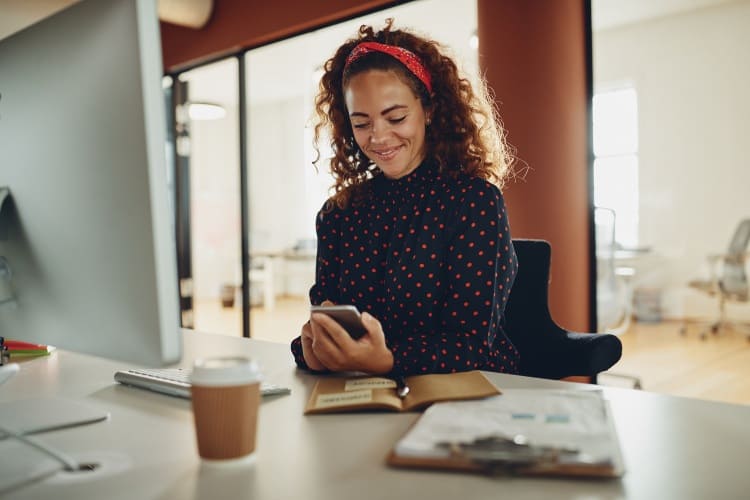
309 309 394 374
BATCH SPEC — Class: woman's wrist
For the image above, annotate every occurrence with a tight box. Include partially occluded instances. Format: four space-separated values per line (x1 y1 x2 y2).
301 337 327 372
364 349 394 375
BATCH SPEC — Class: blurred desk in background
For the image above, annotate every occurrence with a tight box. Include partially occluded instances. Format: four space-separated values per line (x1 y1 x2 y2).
250 249 316 309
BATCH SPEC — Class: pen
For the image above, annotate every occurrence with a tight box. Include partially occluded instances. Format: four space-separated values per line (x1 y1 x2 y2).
396 376 410 399
3 339 50 351
9 350 52 357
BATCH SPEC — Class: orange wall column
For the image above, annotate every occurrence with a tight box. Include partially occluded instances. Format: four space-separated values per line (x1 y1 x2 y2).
478 0 592 331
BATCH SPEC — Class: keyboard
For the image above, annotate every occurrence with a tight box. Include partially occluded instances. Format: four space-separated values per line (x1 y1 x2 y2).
114 368 291 399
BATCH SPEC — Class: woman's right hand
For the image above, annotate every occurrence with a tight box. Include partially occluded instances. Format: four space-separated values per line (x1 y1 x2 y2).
308 300 393 374
301 319 327 372
301 299 339 372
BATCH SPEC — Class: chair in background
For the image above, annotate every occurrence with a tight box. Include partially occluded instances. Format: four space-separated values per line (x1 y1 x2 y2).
504 239 623 382
681 218 750 340
249 256 275 311
594 207 633 335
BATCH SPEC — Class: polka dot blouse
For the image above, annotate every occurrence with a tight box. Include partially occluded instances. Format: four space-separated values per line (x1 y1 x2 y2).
291 160 519 376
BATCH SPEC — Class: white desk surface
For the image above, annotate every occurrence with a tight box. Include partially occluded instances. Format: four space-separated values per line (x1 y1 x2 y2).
2 329 749 500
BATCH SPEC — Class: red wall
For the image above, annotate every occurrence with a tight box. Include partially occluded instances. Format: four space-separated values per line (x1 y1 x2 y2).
160 0 400 71
161 0 592 331
478 0 591 331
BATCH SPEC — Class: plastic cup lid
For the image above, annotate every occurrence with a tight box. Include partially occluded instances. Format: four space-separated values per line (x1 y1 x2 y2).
189 356 263 387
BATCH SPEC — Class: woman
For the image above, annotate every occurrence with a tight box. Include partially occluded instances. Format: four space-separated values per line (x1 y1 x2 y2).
291 20 519 376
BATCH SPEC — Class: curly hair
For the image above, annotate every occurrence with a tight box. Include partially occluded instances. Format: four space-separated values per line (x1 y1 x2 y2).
313 19 513 209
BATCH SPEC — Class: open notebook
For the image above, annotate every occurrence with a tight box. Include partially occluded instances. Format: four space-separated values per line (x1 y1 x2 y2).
114 368 290 399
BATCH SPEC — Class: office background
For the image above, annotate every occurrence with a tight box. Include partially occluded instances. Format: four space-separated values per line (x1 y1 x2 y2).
155 0 750 327
594 0 750 321
1 0 747 400
159 0 593 333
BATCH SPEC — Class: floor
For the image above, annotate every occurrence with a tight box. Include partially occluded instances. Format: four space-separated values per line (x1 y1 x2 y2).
193 297 750 406
605 319 750 405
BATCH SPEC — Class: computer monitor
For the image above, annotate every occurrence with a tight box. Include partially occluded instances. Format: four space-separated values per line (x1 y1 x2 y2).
0 0 181 366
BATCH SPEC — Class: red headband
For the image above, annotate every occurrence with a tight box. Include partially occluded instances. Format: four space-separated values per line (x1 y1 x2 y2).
344 41 433 94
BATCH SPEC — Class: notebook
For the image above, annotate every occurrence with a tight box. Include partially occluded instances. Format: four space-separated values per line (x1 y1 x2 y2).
114 368 291 399
304 371 500 414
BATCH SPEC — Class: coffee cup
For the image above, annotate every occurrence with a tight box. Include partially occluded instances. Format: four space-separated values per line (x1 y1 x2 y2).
189 356 262 461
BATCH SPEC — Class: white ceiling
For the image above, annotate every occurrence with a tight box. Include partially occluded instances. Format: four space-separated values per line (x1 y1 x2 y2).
0 0 78 40
0 0 214 40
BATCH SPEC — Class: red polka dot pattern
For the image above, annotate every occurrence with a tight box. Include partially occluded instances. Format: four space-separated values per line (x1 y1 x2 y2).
291 161 519 375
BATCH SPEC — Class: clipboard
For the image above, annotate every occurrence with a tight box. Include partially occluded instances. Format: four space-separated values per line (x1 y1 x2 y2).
386 448 620 477
386 389 625 478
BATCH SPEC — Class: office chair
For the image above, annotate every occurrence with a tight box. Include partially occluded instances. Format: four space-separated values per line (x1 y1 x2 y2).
249 256 275 310
504 239 623 381
680 218 750 340
594 207 633 335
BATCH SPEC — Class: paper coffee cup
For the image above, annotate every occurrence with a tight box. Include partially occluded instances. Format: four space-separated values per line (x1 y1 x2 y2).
189 357 262 461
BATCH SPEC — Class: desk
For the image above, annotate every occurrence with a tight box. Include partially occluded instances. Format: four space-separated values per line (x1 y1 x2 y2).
250 250 316 308
2 330 749 499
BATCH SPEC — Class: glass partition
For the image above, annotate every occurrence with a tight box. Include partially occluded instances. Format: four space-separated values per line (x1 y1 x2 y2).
178 58 242 336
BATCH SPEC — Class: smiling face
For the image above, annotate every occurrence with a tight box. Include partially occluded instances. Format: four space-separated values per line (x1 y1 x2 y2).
344 70 429 179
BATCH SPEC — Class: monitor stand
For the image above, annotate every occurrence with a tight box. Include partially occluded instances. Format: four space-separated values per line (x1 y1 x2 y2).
0 396 110 435
0 388 112 494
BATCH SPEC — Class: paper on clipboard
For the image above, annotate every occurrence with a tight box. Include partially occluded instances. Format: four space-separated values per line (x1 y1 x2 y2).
392 389 624 476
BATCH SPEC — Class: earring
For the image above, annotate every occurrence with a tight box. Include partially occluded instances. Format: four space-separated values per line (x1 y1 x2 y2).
426 119 431 126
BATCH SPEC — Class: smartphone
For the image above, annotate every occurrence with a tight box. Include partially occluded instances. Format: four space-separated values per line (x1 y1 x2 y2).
310 304 367 339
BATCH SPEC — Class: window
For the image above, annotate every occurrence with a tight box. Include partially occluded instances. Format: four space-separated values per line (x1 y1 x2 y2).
593 87 639 248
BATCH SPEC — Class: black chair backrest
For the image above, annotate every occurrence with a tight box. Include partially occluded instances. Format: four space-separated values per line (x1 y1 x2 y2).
505 239 622 379
505 240 557 341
